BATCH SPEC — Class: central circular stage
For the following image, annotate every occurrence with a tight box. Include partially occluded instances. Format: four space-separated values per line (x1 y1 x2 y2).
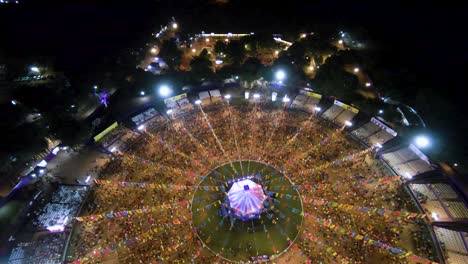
191 160 303 262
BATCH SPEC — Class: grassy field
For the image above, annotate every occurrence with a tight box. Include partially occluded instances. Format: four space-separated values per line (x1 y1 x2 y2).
192 161 303 262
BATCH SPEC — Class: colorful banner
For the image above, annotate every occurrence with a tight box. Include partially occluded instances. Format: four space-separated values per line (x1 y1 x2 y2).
93 179 221 191
306 147 373 174
73 217 191 263
302 197 427 219
303 231 350 264
75 200 190 222
304 213 437 263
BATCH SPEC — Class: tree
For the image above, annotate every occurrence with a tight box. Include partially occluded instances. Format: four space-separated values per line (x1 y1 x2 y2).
286 42 308 67
313 61 360 102
214 41 227 56
158 39 183 70
225 41 245 65
47 114 92 146
242 57 263 82
189 50 213 79
198 48 211 61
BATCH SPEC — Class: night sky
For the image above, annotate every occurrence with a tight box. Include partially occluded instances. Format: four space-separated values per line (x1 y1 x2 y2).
1 0 467 163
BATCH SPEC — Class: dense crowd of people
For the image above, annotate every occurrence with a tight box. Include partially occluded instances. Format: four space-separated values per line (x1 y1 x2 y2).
68 100 437 263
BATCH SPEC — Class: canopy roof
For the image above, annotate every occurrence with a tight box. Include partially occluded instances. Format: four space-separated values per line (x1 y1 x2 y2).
227 180 266 217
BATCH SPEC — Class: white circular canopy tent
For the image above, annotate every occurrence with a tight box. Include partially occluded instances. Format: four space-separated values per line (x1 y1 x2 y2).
227 179 267 220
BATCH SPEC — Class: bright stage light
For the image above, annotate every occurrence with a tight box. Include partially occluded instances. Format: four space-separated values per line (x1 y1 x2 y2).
405 172 413 179
415 136 430 148
275 70 285 81
159 85 171 97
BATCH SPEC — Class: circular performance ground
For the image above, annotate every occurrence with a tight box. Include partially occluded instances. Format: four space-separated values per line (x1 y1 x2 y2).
192 160 303 262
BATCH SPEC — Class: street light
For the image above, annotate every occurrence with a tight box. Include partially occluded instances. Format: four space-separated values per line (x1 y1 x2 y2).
275 70 286 81
344 120 353 127
140 91 145 96
30 66 40 73
137 125 145 131
205 38 210 42
158 85 171 97
365 82 371 87
338 40 343 44
192 48 196 53
172 22 178 29
308 66 314 71
150 48 157 54
11 100 17 105
414 136 430 148
378 109 384 114
353 67 360 73
93 85 98 89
